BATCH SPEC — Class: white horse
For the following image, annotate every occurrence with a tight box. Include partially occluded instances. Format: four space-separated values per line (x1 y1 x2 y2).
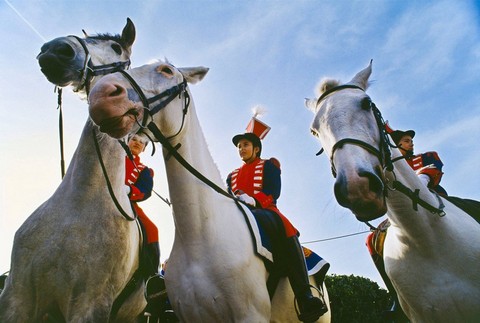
305 61 480 322
87 60 331 323
0 20 147 322
37 18 135 94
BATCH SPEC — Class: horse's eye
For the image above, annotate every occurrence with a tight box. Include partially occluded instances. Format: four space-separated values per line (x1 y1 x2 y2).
310 129 319 137
361 98 371 110
159 65 174 77
111 43 122 55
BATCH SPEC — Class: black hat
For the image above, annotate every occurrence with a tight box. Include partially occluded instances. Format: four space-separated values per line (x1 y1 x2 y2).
385 121 415 145
232 132 262 148
390 129 415 145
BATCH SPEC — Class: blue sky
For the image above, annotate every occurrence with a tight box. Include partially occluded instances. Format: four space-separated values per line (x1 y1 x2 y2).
1 0 479 288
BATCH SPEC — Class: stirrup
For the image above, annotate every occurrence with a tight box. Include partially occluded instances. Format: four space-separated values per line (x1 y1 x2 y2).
145 274 167 301
294 285 328 322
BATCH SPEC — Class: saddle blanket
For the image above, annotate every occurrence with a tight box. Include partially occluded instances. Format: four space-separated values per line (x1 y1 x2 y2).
239 203 329 276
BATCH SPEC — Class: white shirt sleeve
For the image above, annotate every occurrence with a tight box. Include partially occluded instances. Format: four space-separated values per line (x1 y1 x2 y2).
418 173 430 187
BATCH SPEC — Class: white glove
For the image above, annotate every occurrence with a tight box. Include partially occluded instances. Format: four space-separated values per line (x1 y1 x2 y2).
418 174 430 187
124 185 132 196
237 193 256 206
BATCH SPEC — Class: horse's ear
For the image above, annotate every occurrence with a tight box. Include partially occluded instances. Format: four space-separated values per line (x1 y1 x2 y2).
121 18 136 50
178 67 209 84
348 59 372 90
305 98 318 113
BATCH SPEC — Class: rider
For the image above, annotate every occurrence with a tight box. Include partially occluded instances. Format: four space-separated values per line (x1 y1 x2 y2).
125 134 162 315
386 123 447 196
226 110 328 322
386 123 480 223
367 122 448 321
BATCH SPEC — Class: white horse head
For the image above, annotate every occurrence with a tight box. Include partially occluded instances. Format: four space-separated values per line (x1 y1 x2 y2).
306 61 480 322
0 20 145 322
305 60 386 221
37 18 135 93
88 60 331 322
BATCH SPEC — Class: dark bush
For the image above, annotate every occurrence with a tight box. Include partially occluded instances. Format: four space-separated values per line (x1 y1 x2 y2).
325 274 392 323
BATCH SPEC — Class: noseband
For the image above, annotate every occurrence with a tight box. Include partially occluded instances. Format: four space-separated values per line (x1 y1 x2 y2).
315 85 445 216
316 85 394 178
90 68 187 219
116 69 190 140
114 68 238 203
70 35 131 94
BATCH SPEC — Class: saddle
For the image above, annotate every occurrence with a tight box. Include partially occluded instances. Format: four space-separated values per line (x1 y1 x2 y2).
238 205 329 298
366 219 390 258
444 196 480 224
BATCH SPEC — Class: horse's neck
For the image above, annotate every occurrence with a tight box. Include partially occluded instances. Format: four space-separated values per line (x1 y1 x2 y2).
56 119 131 211
163 109 237 240
385 148 444 233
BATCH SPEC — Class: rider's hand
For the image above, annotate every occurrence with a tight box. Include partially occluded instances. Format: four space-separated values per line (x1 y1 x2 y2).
237 193 256 206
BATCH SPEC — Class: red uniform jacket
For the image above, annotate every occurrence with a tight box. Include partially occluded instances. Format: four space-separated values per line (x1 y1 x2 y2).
406 151 444 188
227 157 298 237
125 155 158 243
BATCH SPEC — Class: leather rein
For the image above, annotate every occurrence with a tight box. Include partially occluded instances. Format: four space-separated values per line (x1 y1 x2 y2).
315 85 445 217
116 69 245 203
57 35 131 179
55 33 135 220
88 65 189 221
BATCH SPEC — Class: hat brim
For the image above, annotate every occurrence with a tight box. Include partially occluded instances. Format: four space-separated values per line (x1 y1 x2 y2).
232 133 261 147
404 130 415 138
390 130 415 144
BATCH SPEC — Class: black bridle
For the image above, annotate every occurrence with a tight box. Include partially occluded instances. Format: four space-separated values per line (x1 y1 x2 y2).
56 35 131 179
315 84 445 217
88 65 188 221
116 69 189 138
115 68 246 203
70 35 131 95
316 85 394 178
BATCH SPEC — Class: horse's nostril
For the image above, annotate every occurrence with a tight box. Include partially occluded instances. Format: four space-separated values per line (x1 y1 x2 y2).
54 43 76 59
359 170 384 194
109 85 124 97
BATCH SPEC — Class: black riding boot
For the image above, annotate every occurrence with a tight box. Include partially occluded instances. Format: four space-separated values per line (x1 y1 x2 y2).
285 236 328 322
144 242 164 319
144 242 160 277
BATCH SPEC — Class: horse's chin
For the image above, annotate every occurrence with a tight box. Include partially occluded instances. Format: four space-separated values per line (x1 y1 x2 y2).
351 200 387 221
43 74 74 87
97 112 139 139
38 55 80 87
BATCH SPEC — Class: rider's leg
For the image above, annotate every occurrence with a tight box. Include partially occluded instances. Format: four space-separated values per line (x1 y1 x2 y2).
285 235 328 322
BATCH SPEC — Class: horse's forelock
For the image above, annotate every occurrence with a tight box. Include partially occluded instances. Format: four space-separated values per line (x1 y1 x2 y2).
316 78 340 97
